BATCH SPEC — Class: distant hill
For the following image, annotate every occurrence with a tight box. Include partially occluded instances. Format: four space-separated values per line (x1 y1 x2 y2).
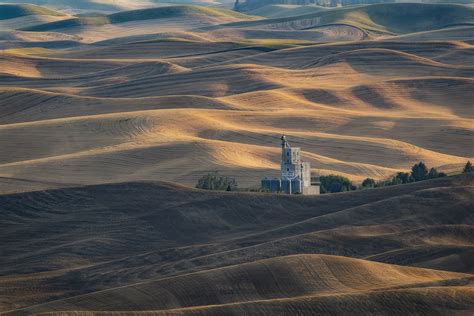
249 4 328 18
0 0 241 11
0 4 64 20
20 16 109 32
235 0 474 11
108 5 253 23
363 3 474 33
0 0 126 11
228 3 474 35
21 5 255 32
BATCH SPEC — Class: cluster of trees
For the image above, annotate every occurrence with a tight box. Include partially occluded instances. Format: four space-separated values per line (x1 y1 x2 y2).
361 161 473 189
320 175 355 193
196 172 238 191
322 161 473 193
362 162 447 189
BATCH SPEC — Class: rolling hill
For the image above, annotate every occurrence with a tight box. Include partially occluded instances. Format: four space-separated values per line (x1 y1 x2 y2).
0 0 238 11
12 5 257 42
248 4 328 18
1 1 473 315
225 3 474 36
1 174 473 313
0 0 138 11
8 255 474 315
21 5 256 32
0 4 64 20
19 2 474 40
236 0 474 11
0 31 473 189
0 4 70 31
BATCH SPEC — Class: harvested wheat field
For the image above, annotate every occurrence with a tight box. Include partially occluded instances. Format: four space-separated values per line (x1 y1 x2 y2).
0 1 473 315
1 3 473 192
1 174 474 314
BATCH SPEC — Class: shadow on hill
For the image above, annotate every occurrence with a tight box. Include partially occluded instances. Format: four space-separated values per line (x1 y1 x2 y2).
1 174 473 312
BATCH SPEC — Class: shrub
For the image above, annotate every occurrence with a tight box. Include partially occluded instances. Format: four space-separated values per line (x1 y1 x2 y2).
196 172 238 191
320 175 353 193
361 178 375 188
463 161 473 173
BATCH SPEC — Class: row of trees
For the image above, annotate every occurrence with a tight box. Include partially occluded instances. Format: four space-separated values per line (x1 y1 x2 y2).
322 161 473 193
361 161 447 189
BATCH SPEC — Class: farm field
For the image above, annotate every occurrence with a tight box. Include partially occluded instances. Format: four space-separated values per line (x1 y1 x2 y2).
0 1 473 315
1 3 473 193
1 174 474 314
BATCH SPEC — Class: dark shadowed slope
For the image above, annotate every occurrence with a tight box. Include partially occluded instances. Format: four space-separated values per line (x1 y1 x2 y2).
21 6 256 32
1 174 473 313
0 4 64 20
8 255 474 316
220 3 474 35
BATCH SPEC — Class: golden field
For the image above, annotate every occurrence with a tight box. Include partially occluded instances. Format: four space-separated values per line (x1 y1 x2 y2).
0 3 473 193
0 2 473 315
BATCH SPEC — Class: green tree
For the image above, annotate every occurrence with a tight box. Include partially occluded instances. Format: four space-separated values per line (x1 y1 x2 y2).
320 175 353 193
411 162 428 182
196 172 238 191
361 178 375 188
391 172 413 185
463 161 473 173
427 167 439 179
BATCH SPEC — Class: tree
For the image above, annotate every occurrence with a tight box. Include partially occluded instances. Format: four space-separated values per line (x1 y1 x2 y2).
391 172 413 185
320 175 353 193
411 162 428 182
463 161 473 173
361 178 375 188
196 172 238 191
427 167 439 179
